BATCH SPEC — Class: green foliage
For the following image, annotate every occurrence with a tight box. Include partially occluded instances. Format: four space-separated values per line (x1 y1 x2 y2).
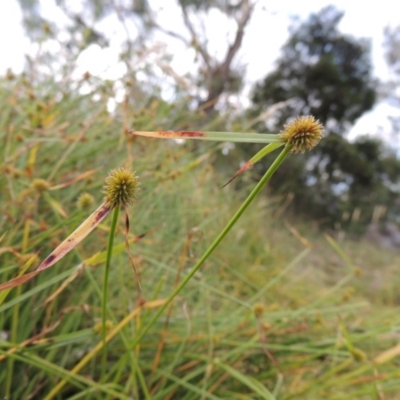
383 24 400 142
252 6 376 132
247 6 400 228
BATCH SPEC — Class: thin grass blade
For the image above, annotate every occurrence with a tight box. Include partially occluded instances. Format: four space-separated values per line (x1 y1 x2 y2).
374 342 400 365
213 359 276 399
0 203 111 293
0 254 40 296
50 169 98 190
36 202 112 271
43 192 68 218
84 233 145 267
130 130 280 144
222 142 284 187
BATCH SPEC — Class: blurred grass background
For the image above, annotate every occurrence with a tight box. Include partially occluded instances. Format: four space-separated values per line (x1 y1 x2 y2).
1 71 400 399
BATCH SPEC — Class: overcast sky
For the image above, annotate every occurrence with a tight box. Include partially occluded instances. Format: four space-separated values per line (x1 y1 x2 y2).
1 0 399 141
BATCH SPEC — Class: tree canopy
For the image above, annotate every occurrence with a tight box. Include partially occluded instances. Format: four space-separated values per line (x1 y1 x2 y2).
248 6 400 229
16 0 254 112
252 6 376 134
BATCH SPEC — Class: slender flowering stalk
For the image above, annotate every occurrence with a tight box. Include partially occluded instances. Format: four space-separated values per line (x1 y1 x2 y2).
100 167 140 377
101 205 120 378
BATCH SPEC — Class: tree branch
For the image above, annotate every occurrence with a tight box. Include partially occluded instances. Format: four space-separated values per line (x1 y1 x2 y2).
150 20 190 45
221 0 254 75
201 0 254 110
178 0 212 69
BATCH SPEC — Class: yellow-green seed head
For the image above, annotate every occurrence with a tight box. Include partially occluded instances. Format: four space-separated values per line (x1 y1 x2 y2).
253 303 266 318
103 167 140 208
77 192 95 210
32 178 51 192
278 115 324 153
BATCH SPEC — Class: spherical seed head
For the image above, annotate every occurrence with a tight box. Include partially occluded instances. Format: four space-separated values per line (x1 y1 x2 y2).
103 167 139 208
278 116 324 153
77 192 95 210
32 178 51 192
253 303 265 318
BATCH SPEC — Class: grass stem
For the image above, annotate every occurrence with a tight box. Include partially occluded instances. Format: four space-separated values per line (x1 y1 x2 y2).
101 205 120 378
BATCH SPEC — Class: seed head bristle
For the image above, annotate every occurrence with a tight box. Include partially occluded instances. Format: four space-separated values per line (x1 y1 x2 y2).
103 167 140 208
278 115 324 153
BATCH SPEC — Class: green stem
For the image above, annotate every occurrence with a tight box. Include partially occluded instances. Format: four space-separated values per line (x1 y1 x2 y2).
101 205 120 378
131 145 292 348
5 285 21 398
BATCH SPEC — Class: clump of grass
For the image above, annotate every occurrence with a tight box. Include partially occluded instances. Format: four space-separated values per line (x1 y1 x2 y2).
2 76 400 399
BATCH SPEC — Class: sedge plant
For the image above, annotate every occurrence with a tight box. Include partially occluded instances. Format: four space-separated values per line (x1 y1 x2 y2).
0 115 323 396
0 166 141 377
127 115 324 348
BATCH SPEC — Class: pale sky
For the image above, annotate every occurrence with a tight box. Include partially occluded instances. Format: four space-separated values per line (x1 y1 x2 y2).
1 0 399 141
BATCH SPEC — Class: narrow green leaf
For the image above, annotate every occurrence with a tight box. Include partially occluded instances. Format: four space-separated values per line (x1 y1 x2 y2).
213 359 276 399
0 203 111 293
222 142 284 187
130 130 280 144
248 142 285 164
